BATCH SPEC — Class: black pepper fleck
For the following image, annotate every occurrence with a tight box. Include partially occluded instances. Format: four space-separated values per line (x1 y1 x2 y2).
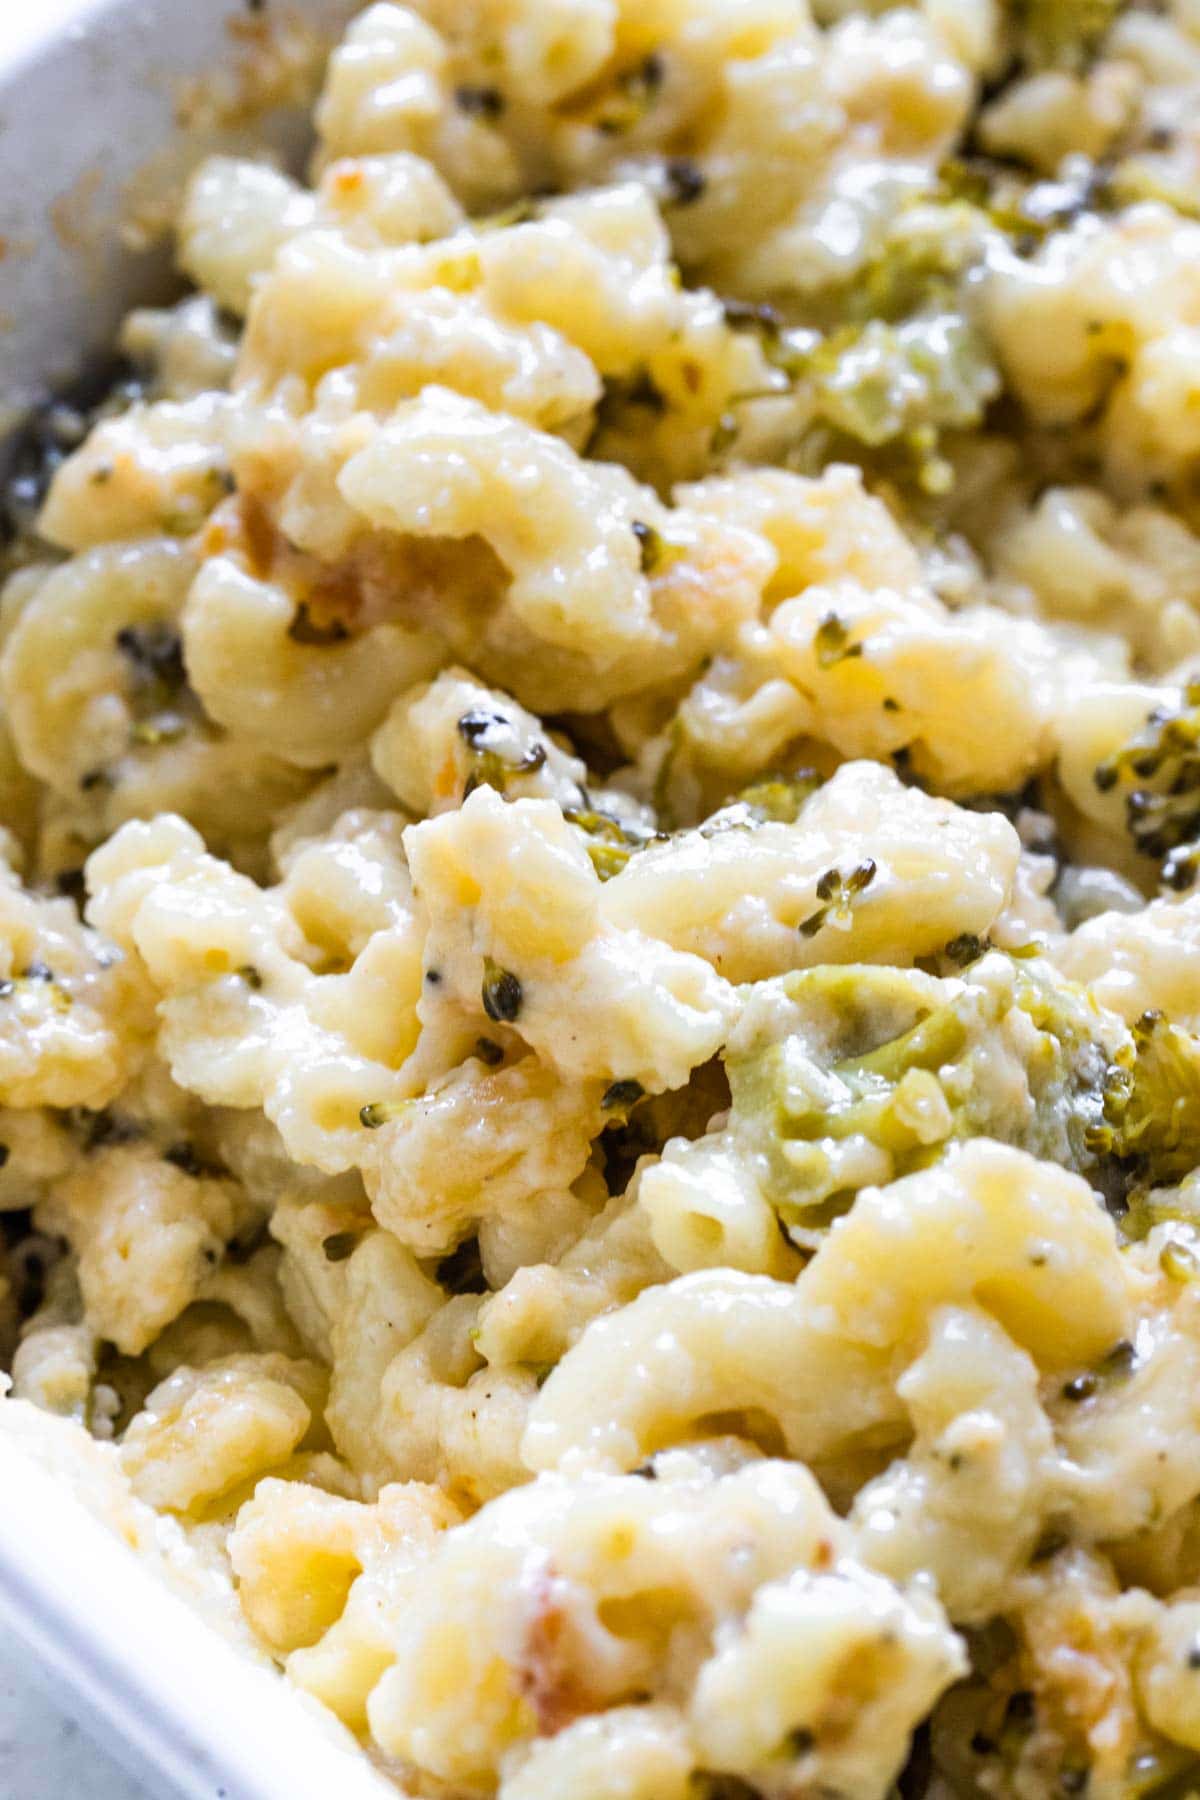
454 84 505 120
322 1232 358 1263
664 158 706 205
457 708 508 747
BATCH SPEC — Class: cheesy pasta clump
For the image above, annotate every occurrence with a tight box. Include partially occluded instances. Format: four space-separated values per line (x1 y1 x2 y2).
10 3 1200 1797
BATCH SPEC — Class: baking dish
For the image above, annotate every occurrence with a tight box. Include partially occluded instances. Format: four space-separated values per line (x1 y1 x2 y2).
0 0 355 426
0 1431 396 1800
0 4 394 1795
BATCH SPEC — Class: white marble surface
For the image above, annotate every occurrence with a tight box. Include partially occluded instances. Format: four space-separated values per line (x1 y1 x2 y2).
0 1638 151 1800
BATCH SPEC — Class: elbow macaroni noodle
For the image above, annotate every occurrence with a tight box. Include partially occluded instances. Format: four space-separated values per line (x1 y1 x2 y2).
9 2 1200 1796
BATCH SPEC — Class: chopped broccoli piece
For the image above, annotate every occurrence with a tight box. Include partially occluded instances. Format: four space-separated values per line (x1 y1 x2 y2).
1087 1009 1200 1190
359 1099 408 1129
457 707 548 799
573 768 821 878
806 206 999 469
808 315 999 446
943 932 992 967
593 51 666 135
814 612 865 669
717 197 1001 491
795 313 999 493
838 207 984 327
938 158 1052 243
482 959 523 1023
563 807 664 880
114 618 199 750
632 519 688 577
798 860 877 937
724 955 1116 1236
1093 682 1200 887
731 772 822 825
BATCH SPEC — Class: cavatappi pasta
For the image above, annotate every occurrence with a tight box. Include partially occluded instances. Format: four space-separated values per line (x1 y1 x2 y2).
11 3 1200 1795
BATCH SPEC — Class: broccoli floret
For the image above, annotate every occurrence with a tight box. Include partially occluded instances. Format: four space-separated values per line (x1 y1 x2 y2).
1088 1009 1200 1192
806 314 998 453
745 988 964 1154
784 224 998 491
717 200 1001 491
838 207 984 327
779 314 999 497
724 955 1115 1236
1093 682 1200 889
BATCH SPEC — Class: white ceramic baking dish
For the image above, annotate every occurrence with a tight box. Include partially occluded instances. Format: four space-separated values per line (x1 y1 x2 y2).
0 0 357 425
0 1431 396 1800
0 4 398 1795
